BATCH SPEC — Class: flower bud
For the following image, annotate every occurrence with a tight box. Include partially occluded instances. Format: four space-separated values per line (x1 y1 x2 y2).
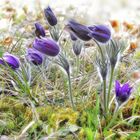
44 6 57 26
35 22 45 38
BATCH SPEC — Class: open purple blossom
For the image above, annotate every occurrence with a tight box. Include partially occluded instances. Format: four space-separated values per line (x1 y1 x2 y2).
26 48 44 65
35 22 45 38
0 53 20 70
44 6 57 26
115 80 132 105
33 37 60 57
66 20 91 41
88 25 111 43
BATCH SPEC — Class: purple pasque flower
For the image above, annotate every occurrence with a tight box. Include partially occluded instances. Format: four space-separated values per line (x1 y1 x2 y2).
26 48 44 65
66 20 91 41
88 25 111 43
35 22 45 38
115 80 132 105
44 6 57 26
0 53 20 70
33 37 60 57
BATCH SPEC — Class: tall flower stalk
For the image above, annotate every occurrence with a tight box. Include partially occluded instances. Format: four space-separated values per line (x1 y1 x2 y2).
103 78 107 114
106 80 133 128
107 67 114 108
106 39 122 109
67 70 75 110
72 39 83 76
95 51 108 115
93 39 104 59
56 53 75 110
76 55 80 76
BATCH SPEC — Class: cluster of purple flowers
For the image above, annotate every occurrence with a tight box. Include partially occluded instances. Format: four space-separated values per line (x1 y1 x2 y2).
0 6 60 68
67 20 111 43
0 6 132 107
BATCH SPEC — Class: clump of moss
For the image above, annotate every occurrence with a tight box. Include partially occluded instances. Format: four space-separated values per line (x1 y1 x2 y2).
24 106 54 122
50 108 79 130
28 120 44 139
77 111 87 127
24 107 33 122
37 106 53 121
0 119 15 134
0 97 26 113
0 97 29 135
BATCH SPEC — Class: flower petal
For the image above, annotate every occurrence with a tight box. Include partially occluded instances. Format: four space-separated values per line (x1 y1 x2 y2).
115 80 121 96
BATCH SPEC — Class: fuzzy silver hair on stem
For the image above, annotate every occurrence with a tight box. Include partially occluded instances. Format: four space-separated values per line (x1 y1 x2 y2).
106 39 121 69
72 39 84 56
56 53 70 75
95 53 109 81
56 53 75 110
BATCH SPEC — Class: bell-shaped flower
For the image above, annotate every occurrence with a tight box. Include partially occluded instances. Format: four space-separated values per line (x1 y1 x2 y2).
0 53 20 70
66 20 91 41
26 48 44 65
88 25 111 43
44 6 57 26
33 37 60 57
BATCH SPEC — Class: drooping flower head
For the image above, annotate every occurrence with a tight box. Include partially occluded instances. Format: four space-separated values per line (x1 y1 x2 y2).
106 39 121 69
66 20 91 41
44 6 57 26
26 48 44 65
88 25 111 43
70 32 77 41
33 37 60 57
57 53 70 74
96 54 108 81
35 22 45 38
72 39 84 56
115 80 132 105
0 53 20 70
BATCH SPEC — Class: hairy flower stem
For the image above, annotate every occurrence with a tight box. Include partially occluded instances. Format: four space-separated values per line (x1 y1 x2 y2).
103 78 107 116
107 67 114 110
76 56 80 76
93 39 104 59
67 72 75 110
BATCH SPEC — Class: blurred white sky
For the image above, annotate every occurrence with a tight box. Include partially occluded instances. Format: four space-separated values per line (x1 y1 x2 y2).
1 0 140 23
